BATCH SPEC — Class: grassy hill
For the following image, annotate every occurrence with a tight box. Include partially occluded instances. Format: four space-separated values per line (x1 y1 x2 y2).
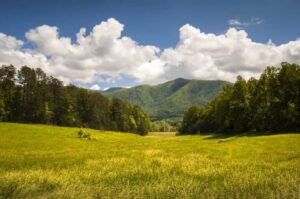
0 122 299 198
103 78 230 120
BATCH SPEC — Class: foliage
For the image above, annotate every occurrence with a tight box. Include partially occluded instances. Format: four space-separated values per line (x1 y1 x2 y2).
0 65 150 135
0 122 299 198
151 120 176 132
180 106 203 134
180 62 300 134
77 130 92 140
103 78 229 120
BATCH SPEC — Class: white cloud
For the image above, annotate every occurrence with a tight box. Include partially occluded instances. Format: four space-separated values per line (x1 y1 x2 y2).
228 19 242 26
22 18 160 84
0 18 300 86
0 33 50 74
90 84 101 90
130 59 166 83
228 17 263 29
157 25 287 81
0 33 23 49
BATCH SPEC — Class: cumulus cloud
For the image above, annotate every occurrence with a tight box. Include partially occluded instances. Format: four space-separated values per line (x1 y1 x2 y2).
0 18 300 86
0 33 50 74
157 25 289 81
23 18 160 83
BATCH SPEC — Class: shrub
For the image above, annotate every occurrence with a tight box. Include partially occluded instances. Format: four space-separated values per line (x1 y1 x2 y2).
77 130 84 138
77 130 92 140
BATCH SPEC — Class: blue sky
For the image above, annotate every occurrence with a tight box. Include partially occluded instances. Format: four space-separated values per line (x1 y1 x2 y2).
0 0 300 89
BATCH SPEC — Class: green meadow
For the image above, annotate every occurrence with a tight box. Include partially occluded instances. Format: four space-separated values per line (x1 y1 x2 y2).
0 122 299 198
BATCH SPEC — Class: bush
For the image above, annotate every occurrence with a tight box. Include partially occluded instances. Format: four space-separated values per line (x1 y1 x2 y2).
77 130 92 140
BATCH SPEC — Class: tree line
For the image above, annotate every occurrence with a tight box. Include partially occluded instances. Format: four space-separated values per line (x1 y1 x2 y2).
180 62 300 134
0 65 150 135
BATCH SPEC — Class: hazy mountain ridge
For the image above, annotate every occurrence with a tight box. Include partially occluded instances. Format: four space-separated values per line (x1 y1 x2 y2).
102 78 230 120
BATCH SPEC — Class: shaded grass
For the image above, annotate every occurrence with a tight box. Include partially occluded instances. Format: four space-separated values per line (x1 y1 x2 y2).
202 131 298 140
0 122 300 198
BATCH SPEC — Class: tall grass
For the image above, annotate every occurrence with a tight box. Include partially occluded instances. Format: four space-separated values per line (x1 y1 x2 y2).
0 122 299 198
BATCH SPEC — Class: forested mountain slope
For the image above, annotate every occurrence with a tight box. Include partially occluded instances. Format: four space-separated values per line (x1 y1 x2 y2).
103 78 230 120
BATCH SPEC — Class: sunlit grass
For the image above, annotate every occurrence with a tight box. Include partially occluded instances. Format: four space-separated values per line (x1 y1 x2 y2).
0 122 299 198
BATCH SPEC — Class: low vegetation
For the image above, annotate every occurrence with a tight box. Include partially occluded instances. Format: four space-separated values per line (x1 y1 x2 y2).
151 119 181 132
77 130 93 140
0 122 299 198
181 62 300 134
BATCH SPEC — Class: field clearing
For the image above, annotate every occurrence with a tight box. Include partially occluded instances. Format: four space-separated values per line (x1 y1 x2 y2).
0 122 299 198
147 132 177 136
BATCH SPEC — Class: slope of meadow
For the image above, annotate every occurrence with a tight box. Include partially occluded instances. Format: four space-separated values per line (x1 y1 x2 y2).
0 123 299 198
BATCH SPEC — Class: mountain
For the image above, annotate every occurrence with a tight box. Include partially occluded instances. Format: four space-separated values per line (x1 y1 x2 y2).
102 78 230 120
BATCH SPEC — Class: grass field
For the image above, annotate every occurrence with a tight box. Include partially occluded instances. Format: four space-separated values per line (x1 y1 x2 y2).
0 122 299 198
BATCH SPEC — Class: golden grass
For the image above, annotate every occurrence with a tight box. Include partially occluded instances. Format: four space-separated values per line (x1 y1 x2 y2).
0 122 299 198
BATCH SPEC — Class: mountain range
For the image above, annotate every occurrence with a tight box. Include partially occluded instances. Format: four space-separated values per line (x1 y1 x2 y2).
102 78 230 120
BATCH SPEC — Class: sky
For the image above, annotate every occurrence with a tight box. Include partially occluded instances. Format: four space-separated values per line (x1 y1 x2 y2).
0 0 300 90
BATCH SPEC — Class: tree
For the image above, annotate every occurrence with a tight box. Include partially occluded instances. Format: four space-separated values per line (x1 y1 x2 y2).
132 105 151 135
0 96 4 121
180 62 300 135
0 65 151 134
180 106 202 134
229 76 250 133
277 62 300 130
18 66 37 121
0 65 16 120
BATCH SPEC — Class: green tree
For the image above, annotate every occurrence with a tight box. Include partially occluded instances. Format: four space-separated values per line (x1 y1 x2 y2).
229 76 250 133
180 106 203 134
0 65 16 120
180 62 300 134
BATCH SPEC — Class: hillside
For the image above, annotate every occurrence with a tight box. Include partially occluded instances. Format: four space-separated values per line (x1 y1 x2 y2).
0 122 299 198
103 78 230 120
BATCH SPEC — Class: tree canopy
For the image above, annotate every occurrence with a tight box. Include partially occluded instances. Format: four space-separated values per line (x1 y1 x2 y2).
0 65 150 135
180 62 300 134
